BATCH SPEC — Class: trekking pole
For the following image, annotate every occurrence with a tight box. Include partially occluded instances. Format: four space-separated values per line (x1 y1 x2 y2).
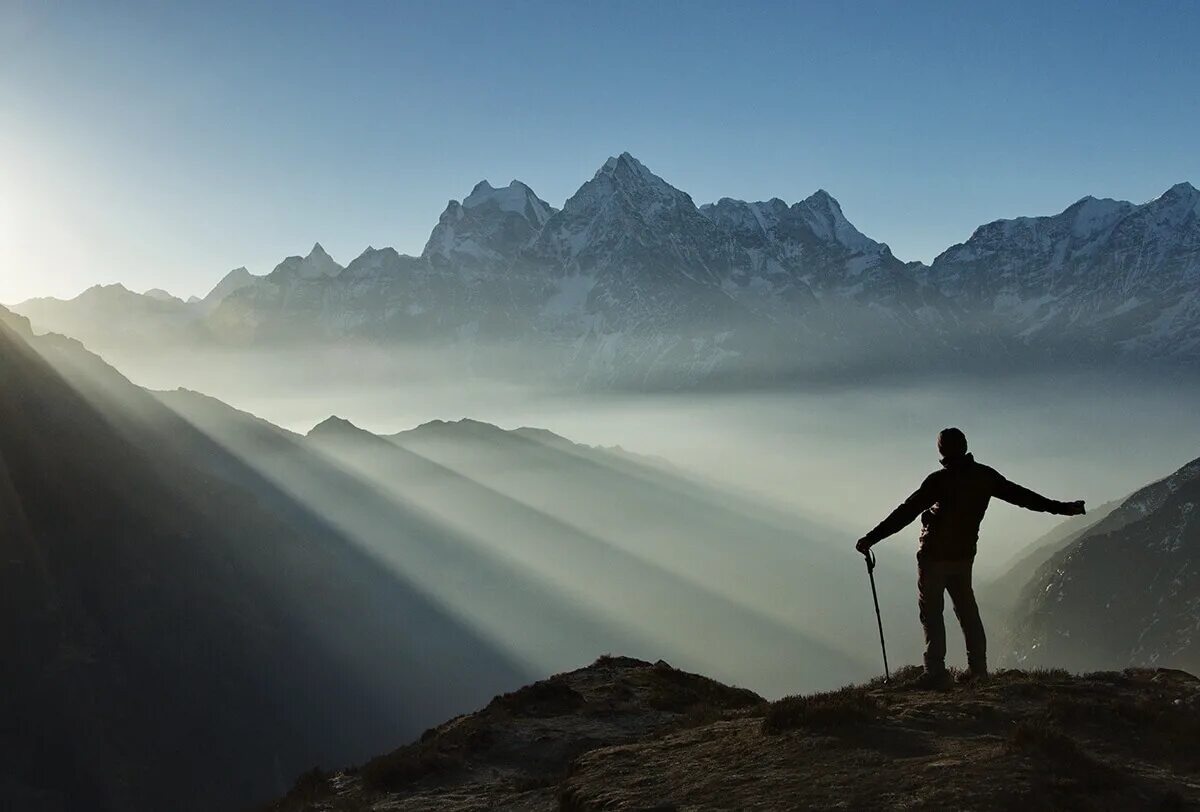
864 549 890 683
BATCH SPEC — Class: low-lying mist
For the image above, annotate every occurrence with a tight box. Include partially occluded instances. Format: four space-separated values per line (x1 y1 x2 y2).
72 338 1200 692
115 342 1200 573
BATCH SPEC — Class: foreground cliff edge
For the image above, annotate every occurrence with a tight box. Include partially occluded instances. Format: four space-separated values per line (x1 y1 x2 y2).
264 657 1200 811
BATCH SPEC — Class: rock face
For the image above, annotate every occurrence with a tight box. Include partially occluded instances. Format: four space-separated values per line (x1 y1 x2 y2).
1005 453 1200 672
265 660 1200 811
13 156 1200 385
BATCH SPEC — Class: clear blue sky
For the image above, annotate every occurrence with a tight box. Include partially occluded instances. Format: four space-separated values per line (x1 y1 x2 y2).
2 0 1198 303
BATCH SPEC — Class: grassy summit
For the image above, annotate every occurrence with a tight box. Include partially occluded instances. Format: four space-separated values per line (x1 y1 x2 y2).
267 659 1200 811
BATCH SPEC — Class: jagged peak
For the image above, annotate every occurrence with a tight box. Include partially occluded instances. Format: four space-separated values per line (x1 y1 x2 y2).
1154 181 1199 207
202 266 258 306
594 151 661 186
268 242 343 280
799 188 841 212
88 282 130 293
461 177 550 219
794 189 879 252
348 245 404 265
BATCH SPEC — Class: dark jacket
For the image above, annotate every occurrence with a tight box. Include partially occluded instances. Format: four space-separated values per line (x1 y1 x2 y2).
862 453 1075 561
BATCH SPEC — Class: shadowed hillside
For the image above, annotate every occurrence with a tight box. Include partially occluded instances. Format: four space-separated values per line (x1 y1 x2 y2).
0 309 527 811
1005 452 1200 673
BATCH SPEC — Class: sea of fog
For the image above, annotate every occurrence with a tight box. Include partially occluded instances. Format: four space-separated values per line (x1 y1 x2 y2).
116 346 1200 579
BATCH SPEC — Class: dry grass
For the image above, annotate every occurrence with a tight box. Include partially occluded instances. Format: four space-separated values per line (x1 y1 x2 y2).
761 686 881 734
627 660 762 714
491 677 586 717
1006 717 1123 787
866 664 924 688
358 718 488 792
256 767 333 812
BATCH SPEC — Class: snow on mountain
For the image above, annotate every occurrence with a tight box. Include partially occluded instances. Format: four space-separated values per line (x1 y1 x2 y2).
924 182 1200 359
423 180 556 274
519 152 744 331
13 154 1200 383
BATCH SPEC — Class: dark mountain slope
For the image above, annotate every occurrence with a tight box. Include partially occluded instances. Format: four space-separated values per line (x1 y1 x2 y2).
981 497 1123 618
0 313 526 811
1005 453 1200 672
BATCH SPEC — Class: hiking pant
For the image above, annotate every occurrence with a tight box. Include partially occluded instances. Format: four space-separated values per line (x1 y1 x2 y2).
918 558 986 674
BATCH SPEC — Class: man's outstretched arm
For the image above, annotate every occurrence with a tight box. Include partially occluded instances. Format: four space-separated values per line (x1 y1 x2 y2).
992 474 1085 516
855 475 939 554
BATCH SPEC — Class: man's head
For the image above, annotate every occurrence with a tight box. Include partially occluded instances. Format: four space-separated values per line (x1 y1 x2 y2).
937 427 968 459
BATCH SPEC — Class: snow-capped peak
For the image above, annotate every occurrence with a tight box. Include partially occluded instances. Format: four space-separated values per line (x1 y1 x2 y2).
794 190 880 253
594 152 664 188
423 178 556 268
461 179 553 225
1064 196 1134 239
1154 181 1200 212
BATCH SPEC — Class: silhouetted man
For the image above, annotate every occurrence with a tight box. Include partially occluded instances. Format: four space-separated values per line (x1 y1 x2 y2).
855 428 1084 688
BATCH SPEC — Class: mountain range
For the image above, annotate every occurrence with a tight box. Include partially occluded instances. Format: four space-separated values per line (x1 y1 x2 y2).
14 154 1200 386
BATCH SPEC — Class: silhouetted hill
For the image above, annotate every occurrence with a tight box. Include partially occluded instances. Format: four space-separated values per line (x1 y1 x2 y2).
304 414 921 695
267 658 1200 810
306 414 880 696
0 311 527 811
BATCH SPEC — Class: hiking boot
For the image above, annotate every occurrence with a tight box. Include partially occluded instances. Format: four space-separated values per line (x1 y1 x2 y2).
956 668 989 685
908 669 953 690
